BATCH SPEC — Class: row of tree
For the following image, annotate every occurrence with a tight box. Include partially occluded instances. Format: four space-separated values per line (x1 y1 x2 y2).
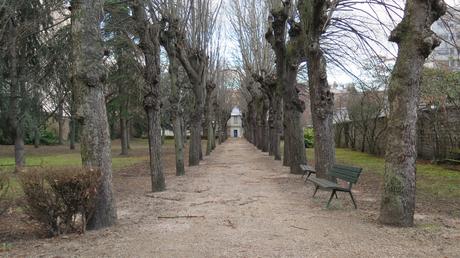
231 0 448 227
0 0 235 229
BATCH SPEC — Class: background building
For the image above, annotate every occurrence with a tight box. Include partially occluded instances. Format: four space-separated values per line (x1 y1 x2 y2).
426 6 460 71
227 107 244 138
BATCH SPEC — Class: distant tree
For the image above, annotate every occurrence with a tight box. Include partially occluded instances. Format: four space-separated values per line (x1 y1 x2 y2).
420 68 460 160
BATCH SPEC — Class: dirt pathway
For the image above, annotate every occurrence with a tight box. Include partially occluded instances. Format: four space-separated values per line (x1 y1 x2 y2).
6 139 460 257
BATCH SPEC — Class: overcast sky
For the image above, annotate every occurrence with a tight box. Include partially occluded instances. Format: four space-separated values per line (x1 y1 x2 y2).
217 0 460 84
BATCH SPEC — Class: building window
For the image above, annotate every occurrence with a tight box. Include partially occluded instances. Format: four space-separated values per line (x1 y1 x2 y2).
437 48 449 55
233 116 238 124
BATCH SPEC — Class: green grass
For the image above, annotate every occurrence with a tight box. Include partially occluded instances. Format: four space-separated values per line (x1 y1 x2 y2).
0 139 155 198
0 154 148 170
306 147 460 200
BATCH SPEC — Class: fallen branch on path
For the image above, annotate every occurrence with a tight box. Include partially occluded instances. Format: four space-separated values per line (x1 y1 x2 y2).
239 199 258 206
145 194 183 201
290 225 309 231
224 219 237 229
194 187 211 193
190 200 215 206
158 215 205 219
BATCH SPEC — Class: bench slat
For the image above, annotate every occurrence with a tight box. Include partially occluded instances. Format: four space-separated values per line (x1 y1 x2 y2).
328 165 362 183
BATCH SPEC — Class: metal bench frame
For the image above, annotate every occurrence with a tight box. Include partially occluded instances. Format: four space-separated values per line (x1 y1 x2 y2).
307 164 362 209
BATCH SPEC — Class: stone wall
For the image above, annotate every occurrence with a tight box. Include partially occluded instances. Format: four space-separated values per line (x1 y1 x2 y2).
335 107 460 160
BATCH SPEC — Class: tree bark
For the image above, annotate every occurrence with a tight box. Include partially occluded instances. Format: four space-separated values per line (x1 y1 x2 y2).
34 126 40 148
7 19 25 173
176 48 206 166
119 84 129 156
283 66 307 174
57 102 65 145
205 82 216 156
379 0 446 227
71 0 117 229
266 3 307 174
133 0 165 192
161 32 185 175
297 0 336 178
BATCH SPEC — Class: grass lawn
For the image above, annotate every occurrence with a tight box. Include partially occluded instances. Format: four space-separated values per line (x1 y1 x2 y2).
0 139 156 197
306 148 460 200
0 139 153 170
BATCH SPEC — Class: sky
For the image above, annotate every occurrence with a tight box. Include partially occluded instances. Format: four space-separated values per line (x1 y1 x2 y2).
216 0 460 85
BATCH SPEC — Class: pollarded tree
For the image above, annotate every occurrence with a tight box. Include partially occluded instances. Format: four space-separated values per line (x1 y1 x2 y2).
229 0 280 157
132 0 165 191
71 0 117 229
379 0 446 227
160 0 221 166
298 0 335 178
266 0 307 174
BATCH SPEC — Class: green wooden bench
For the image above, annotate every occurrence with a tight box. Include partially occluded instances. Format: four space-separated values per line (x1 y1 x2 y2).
307 164 362 209
300 164 316 181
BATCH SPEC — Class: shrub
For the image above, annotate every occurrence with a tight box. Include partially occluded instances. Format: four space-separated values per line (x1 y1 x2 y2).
20 168 101 236
25 130 59 145
304 128 315 148
0 172 10 216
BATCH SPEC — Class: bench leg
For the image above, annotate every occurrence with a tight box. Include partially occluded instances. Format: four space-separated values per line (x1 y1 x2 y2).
349 191 357 209
312 185 319 197
327 190 336 208
334 191 338 199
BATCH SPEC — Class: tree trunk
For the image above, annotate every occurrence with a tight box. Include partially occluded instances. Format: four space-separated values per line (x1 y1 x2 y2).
7 20 25 173
145 97 165 191
299 0 336 179
34 126 40 148
119 84 128 156
69 114 76 150
283 68 307 174
173 115 185 176
71 0 117 229
379 0 446 227
189 103 203 166
126 119 131 149
307 51 335 178
271 96 282 160
57 102 65 145
262 103 269 153
133 0 165 192
165 47 185 176
119 116 128 155
265 4 306 172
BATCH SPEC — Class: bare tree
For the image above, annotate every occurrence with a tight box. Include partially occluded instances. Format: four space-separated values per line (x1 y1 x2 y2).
132 0 165 191
266 0 307 174
159 0 221 166
379 0 446 227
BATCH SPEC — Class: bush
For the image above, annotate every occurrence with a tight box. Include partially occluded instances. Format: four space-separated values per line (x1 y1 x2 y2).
25 130 59 145
0 172 10 216
20 168 101 236
304 128 315 148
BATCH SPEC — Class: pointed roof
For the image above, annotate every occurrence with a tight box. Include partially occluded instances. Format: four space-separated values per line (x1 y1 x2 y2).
231 107 241 116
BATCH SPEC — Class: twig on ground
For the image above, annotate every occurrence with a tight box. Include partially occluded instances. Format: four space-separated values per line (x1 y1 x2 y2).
145 195 183 201
190 200 215 206
158 215 205 219
224 219 237 229
290 225 309 231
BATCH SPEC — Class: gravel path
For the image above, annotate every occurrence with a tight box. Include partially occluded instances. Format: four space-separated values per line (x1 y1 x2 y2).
6 139 460 257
